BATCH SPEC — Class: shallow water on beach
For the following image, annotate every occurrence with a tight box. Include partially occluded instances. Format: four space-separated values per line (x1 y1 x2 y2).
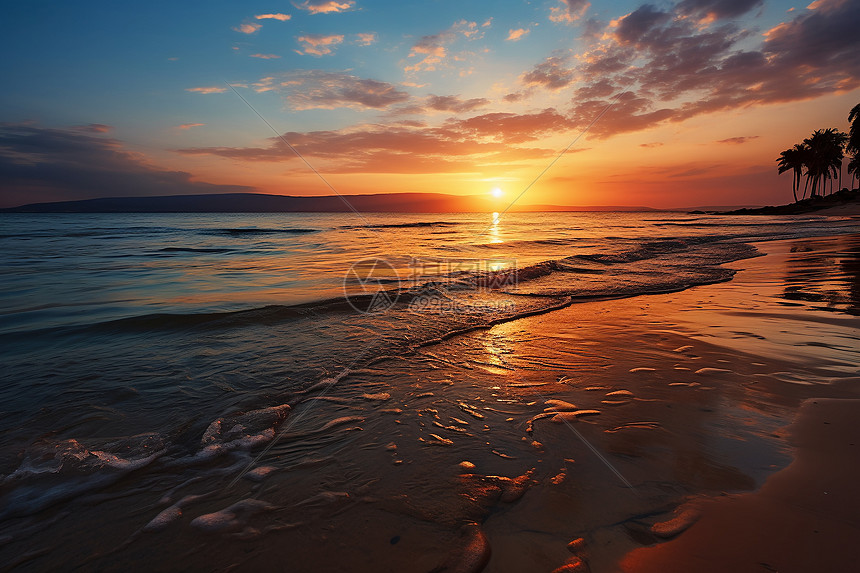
1 212 859 571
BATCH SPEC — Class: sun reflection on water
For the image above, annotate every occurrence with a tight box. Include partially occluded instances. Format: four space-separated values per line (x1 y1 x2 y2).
489 211 502 244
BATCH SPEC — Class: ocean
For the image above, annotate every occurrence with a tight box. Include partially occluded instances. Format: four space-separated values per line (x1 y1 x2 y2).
0 210 858 570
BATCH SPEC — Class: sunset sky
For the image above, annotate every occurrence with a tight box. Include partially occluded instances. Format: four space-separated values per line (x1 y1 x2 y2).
1 0 858 208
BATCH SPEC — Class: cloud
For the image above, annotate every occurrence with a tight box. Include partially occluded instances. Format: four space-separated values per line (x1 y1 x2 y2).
255 13 291 21
404 20 486 74
176 123 205 130
676 0 763 21
639 142 664 148
356 33 377 46
250 53 280 59
296 34 344 56
550 0 590 23
453 20 483 39
185 86 227 94
503 92 527 103
233 22 262 34
573 79 618 99
293 1 354 14
452 109 575 143
174 109 570 174
567 92 674 139
521 55 575 90
506 28 530 41
0 124 254 207
612 5 672 45
256 70 410 110
510 0 860 140
716 136 759 144
426 95 490 113
405 32 454 73
72 123 112 133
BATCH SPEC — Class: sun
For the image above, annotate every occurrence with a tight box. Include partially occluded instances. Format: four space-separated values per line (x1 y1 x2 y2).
491 187 504 198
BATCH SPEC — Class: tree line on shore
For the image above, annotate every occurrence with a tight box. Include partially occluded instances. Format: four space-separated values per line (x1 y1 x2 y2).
776 104 860 202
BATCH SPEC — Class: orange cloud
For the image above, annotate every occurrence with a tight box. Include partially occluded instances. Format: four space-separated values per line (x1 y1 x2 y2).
549 0 590 23
716 136 759 144
356 33 377 46
506 28 530 41
294 1 354 14
509 0 860 141
296 34 345 56
405 32 452 73
255 13 291 21
174 108 578 174
425 94 489 113
453 20 483 39
521 55 574 90
250 53 281 59
404 20 485 74
233 22 262 34
254 70 410 110
176 123 205 130
185 86 227 94
176 121 555 174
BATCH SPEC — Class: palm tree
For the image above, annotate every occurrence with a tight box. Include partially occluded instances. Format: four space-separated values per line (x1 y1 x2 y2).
848 103 860 155
803 128 848 197
824 128 848 192
848 153 860 190
776 144 807 202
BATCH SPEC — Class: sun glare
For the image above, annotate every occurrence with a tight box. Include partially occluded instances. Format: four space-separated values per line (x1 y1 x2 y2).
491 187 503 198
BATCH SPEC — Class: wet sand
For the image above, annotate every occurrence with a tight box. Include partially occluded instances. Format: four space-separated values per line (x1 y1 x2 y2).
2 233 859 572
615 233 860 572
620 397 860 572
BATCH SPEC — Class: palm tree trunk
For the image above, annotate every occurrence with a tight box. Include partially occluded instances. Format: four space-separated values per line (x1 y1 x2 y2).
792 172 798 202
839 163 842 191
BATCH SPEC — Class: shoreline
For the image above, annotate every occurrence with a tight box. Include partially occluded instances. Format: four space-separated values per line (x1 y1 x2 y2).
478 233 860 572
611 234 860 572
709 188 860 216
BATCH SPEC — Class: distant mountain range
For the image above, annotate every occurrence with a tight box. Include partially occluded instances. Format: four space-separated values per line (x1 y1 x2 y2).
0 193 660 213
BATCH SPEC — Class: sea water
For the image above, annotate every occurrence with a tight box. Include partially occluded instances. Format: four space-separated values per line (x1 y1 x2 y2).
0 210 857 569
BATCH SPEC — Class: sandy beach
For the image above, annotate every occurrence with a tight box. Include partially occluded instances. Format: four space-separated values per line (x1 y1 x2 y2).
477 232 860 572
811 203 860 217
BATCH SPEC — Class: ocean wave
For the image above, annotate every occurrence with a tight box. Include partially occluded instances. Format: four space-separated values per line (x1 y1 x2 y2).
652 221 799 228
30 235 760 338
0 434 167 519
157 247 235 254
340 221 461 229
203 228 322 236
